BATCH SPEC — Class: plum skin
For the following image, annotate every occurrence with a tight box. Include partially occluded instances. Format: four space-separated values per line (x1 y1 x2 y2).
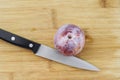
54 24 85 56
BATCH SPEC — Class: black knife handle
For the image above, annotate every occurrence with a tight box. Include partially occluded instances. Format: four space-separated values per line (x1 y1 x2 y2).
0 29 41 53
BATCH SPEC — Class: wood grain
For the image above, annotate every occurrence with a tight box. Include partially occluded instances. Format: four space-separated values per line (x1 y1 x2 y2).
0 0 120 80
0 0 101 8
106 0 120 8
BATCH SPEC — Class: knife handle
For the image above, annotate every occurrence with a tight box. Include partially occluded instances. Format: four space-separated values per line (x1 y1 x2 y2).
0 29 40 53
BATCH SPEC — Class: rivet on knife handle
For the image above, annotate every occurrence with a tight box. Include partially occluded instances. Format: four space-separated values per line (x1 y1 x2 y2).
0 29 41 53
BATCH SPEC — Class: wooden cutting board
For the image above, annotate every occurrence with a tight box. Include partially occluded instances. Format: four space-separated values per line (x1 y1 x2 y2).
0 0 120 80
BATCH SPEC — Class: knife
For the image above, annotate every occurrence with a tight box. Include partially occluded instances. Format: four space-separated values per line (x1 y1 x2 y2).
0 29 100 71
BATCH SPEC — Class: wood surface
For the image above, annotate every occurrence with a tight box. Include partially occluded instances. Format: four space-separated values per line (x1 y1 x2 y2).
0 0 120 80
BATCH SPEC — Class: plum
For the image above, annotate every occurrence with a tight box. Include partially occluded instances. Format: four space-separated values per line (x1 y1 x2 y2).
54 24 85 56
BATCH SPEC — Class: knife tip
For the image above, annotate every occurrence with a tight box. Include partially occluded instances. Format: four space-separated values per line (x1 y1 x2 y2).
86 66 100 72
93 68 100 72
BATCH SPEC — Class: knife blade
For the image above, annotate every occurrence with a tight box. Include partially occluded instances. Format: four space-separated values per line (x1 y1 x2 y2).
0 29 100 71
